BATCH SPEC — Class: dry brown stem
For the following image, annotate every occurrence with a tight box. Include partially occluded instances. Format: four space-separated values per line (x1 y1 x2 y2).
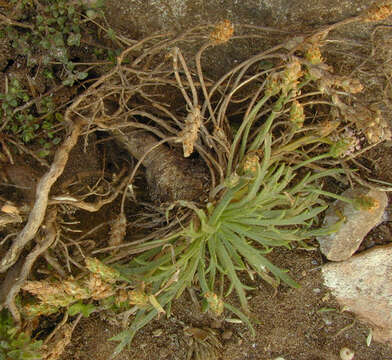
0 213 22 227
0 121 82 273
0 12 34 29
43 250 67 278
49 174 130 211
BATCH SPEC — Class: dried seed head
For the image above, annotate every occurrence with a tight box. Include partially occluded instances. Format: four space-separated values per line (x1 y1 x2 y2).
86 273 115 300
307 65 327 81
305 44 323 65
281 60 302 95
115 289 129 305
178 106 202 157
339 78 363 94
265 73 281 96
63 279 90 299
363 113 392 143
242 153 259 175
109 213 127 249
361 0 392 22
22 281 76 307
290 100 305 128
210 20 234 44
128 288 150 308
319 75 363 94
263 60 302 96
85 257 120 284
204 292 224 316
329 128 361 158
336 103 392 144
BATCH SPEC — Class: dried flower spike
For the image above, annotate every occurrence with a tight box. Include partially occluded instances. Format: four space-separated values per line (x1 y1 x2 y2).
178 106 202 157
242 153 259 175
265 73 281 96
290 100 305 128
361 0 392 22
22 280 75 307
86 273 115 300
281 60 302 96
109 213 127 249
128 288 150 308
305 44 323 65
210 20 234 44
63 279 90 299
339 78 363 94
85 257 120 284
363 112 392 144
115 289 129 306
204 292 224 316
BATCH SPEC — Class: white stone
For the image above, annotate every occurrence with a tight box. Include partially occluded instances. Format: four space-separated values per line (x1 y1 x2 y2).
322 245 392 345
317 187 388 261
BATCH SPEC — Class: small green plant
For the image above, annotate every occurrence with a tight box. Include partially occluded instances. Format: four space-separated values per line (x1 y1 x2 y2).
110 131 344 355
0 79 34 143
0 309 42 360
6 0 105 85
0 78 61 154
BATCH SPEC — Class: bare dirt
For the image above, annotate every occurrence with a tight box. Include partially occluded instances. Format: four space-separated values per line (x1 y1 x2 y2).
56 1 392 360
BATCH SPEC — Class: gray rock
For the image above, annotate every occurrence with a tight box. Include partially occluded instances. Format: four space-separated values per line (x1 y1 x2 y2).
317 187 388 261
322 245 392 345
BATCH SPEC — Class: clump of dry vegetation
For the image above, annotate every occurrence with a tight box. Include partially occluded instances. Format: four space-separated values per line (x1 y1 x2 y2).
0 1 391 359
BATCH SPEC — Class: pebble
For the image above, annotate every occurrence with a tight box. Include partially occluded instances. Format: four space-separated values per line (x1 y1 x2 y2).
323 245 392 345
340 347 354 360
317 187 388 261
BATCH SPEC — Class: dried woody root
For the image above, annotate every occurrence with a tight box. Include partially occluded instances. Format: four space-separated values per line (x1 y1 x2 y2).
0 120 82 274
1 207 58 323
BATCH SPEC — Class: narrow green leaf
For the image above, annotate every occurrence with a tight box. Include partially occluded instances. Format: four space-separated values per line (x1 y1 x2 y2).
224 303 255 337
216 236 248 310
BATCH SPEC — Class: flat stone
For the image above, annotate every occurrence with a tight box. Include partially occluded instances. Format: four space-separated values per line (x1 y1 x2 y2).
322 245 392 345
317 187 388 261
